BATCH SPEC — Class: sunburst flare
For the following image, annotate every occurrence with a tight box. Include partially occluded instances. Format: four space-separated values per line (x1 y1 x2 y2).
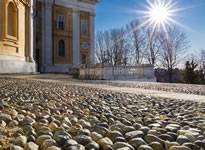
137 0 182 37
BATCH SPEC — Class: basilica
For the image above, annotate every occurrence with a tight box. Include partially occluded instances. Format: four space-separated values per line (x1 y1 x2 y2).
0 0 100 73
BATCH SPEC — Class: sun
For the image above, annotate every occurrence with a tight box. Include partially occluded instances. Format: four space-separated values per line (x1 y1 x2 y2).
137 0 182 35
149 4 170 24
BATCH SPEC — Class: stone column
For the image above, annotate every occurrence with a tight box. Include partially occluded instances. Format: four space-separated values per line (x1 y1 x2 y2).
90 12 96 65
72 9 80 68
25 6 29 62
41 0 53 71
29 0 34 62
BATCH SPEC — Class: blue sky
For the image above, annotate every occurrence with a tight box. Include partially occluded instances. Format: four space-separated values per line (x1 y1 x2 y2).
95 0 205 53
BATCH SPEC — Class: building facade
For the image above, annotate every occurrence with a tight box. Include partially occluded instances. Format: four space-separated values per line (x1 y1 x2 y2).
0 0 36 73
0 0 100 73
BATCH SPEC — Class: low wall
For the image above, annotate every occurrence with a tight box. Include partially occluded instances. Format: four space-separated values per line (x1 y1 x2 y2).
79 64 156 81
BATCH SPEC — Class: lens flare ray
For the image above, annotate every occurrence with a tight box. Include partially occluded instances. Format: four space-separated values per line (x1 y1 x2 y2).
137 0 184 37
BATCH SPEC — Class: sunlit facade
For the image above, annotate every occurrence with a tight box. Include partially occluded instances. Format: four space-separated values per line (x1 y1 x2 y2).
0 0 100 73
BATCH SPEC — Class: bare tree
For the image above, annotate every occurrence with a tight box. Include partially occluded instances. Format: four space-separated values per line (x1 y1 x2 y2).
95 31 105 63
159 26 189 82
95 27 130 66
111 28 129 66
145 27 161 65
126 19 145 64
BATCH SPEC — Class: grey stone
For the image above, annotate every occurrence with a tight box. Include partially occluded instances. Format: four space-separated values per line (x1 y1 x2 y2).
144 134 164 145
74 135 92 146
125 131 144 141
24 142 39 150
90 132 103 142
117 147 132 150
0 120 7 127
183 143 202 150
36 130 53 137
129 138 147 149
113 142 134 150
112 137 127 143
36 135 52 145
22 116 35 125
194 140 205 149
27 135 36 143
158 134 174 142
169 146 191 150
77 129 90 136
97 137 113 149
90 125 108 137
53 130 71 146
8 120 19 128
137 145 153 150
15 135 27 147
149 142 163 150
63 139 78 148
176 135 191 145
40 139 57 150
0 113 12 123
46 146 61 150
10 145 24 150
164 141 180 150
64 144 85 150
85 141 100 150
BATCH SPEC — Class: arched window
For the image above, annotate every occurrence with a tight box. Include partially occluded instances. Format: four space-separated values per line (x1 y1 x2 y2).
59 40 65 56
7 2 17 37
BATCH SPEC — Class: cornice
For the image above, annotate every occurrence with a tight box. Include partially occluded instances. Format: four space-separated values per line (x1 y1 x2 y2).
78 0 101 5
19 0 31 7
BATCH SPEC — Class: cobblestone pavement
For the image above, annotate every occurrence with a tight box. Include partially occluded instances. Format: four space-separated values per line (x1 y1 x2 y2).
80 80 205 96
0 74 205 150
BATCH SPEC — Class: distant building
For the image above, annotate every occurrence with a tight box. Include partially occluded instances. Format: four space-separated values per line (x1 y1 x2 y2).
0 0 100 73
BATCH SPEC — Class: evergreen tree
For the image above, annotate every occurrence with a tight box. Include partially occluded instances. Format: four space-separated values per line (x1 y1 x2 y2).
181 60 199 84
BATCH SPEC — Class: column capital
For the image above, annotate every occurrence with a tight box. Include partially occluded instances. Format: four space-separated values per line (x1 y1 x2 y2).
72 8 80 14
42 0 53 10
90 12 96 17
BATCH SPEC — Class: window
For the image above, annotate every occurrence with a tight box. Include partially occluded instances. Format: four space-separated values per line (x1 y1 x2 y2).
7 2 17 37
81 42 88 50
82 54 87 64
57 14 65 30
59 40 65 56
81 19 87 34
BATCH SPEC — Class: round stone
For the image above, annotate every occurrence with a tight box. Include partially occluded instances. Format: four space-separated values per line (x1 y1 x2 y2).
129 138 147 149
144 134 164 145
36 135 52 145
125 130 144 141
24 142 39 150
113 142 134 150
149 142 163 150
97 137 113 149
85 141 100 150
176 135 191 145
0 113 12 123
10 145 24 150
74 135 92 146
46 146 61 150
40 139 57 150
15 135 27 147
138 145 153 150
8 120 19 128
169 146 191 150
90 132 103 142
